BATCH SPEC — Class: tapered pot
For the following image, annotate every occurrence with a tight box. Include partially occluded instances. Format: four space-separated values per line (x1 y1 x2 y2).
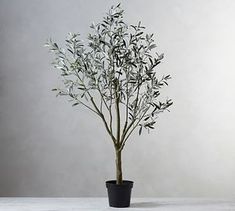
106 180 134 208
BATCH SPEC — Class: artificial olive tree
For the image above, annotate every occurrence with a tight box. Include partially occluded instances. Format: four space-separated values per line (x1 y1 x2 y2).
45 4 172 185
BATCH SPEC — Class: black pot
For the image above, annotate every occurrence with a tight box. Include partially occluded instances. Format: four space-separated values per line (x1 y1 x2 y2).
106 180 134 208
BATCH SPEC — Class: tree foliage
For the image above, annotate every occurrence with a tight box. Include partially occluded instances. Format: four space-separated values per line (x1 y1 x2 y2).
45 4 172 151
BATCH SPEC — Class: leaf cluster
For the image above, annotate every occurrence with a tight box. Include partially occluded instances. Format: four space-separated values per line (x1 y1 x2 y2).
45 4 173 149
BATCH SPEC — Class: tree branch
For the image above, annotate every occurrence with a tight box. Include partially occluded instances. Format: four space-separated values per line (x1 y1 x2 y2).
121 71 129 143
97 84 114 135
115 85 121 143
74 98 100 115
90 97 117 145
119 105 151 151
120 71 141 146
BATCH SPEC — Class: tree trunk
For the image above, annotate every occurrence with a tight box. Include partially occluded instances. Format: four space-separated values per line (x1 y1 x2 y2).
115 149 123 184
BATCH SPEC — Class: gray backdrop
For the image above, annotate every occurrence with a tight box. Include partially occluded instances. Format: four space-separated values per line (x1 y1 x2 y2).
0 0 235 197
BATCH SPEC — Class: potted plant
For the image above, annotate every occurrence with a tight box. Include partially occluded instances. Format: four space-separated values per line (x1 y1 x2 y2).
45 4 172 208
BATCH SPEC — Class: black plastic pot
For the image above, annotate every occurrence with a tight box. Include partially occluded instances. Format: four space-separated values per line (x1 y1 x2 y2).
106 180 134 208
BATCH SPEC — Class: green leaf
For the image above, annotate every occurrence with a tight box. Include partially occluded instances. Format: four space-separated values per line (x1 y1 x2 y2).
144 116 150 121
72 102 79 106
149 44 156 50
53 43 58 49
130 25 137 30
67 48 73 55
149 58 153 65
158 53 164 60
139 126 142 135
136 32 143 37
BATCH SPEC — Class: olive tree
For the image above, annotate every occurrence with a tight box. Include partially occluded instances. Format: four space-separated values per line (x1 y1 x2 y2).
45 4 172 185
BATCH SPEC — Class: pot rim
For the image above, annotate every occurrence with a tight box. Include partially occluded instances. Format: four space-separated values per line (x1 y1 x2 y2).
106 180 134 187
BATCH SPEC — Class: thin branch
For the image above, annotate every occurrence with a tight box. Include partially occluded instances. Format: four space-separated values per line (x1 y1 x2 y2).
97 84 109 111
72 59 117 146
97 84 114 135
120 71 141 145
90 97 117 145
74 98 100 115
115 84 121 143
109 77 113 135
100 94 103 111
119 105 151 151
121 71 129 142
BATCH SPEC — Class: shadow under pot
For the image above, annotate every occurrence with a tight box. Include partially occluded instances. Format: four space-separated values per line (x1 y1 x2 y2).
106 180 134 208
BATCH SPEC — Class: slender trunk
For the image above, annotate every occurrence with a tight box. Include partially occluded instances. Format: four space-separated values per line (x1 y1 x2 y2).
115 149 123 184
114 80 122 185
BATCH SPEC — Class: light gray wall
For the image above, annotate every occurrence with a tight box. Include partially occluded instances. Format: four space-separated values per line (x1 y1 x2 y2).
0 0 235 197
